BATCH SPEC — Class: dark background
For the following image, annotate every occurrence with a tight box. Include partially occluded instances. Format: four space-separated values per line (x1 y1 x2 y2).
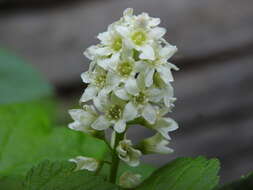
1 0 253 183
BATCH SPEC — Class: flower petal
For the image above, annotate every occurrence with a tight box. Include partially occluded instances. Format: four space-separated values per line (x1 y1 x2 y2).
68 109 84 121
139 44 155 60
97 31 111 45
83 45 97 60
94 47 112 56
80 86 98 102
163 118 179 131
128 148 142 167
140 133 173 154
114 119 126 133
91 115 111 130
114 87 130 100
160 45 177 60
148 87 163 103
154 117 178 140
150 27 166 39
106 71 121 88
156 65 174 84
93 90 109 112
142 104 156 124
97 59 111 70
145 68 155 87
123 102 138 121
119 171 142 189
116 26 130 38
125 78 139 96
149 17 160 27
123 8 133 17
69 156 99 171
80 72 91 83
68 121 82 131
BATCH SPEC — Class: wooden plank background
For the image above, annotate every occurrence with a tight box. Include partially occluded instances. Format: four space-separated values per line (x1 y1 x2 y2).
1 0 253 183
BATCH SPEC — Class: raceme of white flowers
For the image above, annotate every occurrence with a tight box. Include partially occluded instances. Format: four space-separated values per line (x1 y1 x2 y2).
68 8 179 188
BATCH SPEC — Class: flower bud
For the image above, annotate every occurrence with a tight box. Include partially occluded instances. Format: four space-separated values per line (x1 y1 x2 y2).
116 139 142 167
69 156 99 171
119 171 142 188
139 133 174 154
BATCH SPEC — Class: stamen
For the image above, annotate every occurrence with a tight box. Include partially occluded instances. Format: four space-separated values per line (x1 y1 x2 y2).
134 92 146 104
117 61 133 77
112 37 122 51
106 105 122 120
131 31 147 45
94 74 106 87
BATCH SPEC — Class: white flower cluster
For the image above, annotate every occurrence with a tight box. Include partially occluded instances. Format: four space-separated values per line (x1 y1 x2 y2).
68 8 178 179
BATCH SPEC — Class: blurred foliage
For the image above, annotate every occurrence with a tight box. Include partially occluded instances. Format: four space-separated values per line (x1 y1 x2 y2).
0 100 108 176
0 176 23 190
0 49 52 105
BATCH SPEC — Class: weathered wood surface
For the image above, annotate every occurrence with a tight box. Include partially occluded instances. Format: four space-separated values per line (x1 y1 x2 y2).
0 0 253 84
1 0 253 184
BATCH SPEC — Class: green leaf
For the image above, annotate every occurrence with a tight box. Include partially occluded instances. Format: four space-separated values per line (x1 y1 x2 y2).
0 48 52 105
0 176 24 190
136 157 220 190
24 160 119 190
0 100 108 176
216 172 253 190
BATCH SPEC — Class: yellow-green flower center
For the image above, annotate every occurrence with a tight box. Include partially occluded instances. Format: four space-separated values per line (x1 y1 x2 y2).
117 61 133 77
131 31 147 45
112 37 122 51
94 74 106 87
106 105 122 120
134 92 146 104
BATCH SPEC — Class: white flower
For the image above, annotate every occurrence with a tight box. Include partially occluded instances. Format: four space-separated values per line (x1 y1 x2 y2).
116 139 142 167
84 45 110 60
98 26 123 54
91 94 138 133
68 105 98 135
115 9 166 61
94 27 124 70
69 156 99 171
116 27 154 61
139 43 178 87
114 76 164 124
135 12 161 28
110 49 140 96
139 133 173 154
152 71 177 109
146 107 178 140
80 67 120 102
119 171 142 188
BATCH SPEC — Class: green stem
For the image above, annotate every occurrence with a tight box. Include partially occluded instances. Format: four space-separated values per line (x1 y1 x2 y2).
109 132 124 184
104 139 113 153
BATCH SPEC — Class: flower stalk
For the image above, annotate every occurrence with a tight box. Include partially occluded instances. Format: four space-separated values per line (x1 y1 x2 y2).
109 132 125 183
